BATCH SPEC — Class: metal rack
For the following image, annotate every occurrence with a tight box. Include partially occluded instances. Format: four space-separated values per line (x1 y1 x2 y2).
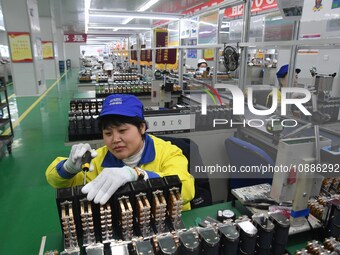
0 76 13 155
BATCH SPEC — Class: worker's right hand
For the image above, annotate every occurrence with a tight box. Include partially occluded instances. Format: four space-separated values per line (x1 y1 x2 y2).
64 143 97 174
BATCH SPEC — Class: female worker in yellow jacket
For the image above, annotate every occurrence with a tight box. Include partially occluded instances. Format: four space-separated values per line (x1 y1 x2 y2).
266 64 301 107
46 94 195 210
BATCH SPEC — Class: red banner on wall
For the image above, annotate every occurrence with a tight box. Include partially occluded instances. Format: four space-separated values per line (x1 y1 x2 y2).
155 30 176 64
183 0 224 15
140 45 153 62
224 0 277 18
42 41 54 59
64 34 87 43
8 32 33 63
131 45 137 61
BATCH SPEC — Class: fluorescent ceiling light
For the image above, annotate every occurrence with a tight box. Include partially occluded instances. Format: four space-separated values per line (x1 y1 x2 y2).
139 0 160 12
91 14 179 20
89 37 122 40
271 17 283 21
84 0 91 33
122 0 160 24
88 26 151 30
199 21 218 27
199 31 212 35
89 11 181 20
122 18 133 25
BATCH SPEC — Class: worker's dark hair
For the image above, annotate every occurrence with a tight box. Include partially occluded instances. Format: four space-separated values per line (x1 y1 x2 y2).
98 115 147 138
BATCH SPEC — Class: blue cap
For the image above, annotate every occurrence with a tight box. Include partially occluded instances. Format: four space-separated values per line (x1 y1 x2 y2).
99 94 144 120
276 64 301 78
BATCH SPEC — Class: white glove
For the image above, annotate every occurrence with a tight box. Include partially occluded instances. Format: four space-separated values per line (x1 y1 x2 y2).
64 143 97 174
81 166 137 205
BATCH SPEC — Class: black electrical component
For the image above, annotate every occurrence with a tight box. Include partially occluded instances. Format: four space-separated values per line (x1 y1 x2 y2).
217 209 236 222
129 180 152 237
269 212 290 255
237 221 257 255
164 175 184 230
56 187 79 249
178 230 200 255
147 177 169 234
73 185 97 247
163 175 182 190
155 234 178 255
252 215 274 253
218 224 239 255
198 227 220 255
134 239 154 255
326 201 340 238
164 79 174 92
113 183 134 240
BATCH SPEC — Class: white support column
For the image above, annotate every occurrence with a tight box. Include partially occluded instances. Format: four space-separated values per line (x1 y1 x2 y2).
1 0 46 96
39 17 59 79
56 28 65 61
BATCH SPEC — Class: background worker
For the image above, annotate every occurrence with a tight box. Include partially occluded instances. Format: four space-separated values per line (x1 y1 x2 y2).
197 58 211 72
46 94 195 210
266 64 301 107
196 58 210 78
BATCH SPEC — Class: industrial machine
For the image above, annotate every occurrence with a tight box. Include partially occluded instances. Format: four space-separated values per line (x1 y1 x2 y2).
270 67 339 227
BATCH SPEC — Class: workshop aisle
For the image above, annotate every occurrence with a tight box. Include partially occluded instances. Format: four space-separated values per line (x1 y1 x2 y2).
0 70 80 254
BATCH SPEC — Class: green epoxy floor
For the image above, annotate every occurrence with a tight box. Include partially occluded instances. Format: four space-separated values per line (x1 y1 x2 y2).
0 70 79 254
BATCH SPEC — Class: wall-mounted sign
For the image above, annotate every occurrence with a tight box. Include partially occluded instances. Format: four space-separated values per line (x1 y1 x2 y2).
8 32 33 63
277 0 304 20
64 34 87 43
180 17 198 39
155 29 177 64
224 0 278 18
302 0 340 22
130 45 137 61
140 45 152 62
42 41 54 59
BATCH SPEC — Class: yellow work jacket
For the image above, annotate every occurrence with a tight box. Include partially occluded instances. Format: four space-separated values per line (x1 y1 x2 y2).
46 134 195 210
266 89 281 108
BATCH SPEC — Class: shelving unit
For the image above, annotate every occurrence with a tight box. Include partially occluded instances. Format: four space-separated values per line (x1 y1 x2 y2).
0 77 13 155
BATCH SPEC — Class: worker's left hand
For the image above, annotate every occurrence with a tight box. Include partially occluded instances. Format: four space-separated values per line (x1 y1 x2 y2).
81 166 137 205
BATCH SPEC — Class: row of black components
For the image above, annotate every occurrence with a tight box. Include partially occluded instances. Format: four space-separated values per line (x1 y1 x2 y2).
96 73 109 83
295 237 340 255
191 105 234 131
308 196 340 238
112 73 140 82
308 196 333 221
199 211 290 255
56 211 290 255
68 99 103 141
56 175 183 252
70 98 103 113
297 97 340 123
95 82 152 97
321 178 340 195
162 79 182 93
78 70 92 82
